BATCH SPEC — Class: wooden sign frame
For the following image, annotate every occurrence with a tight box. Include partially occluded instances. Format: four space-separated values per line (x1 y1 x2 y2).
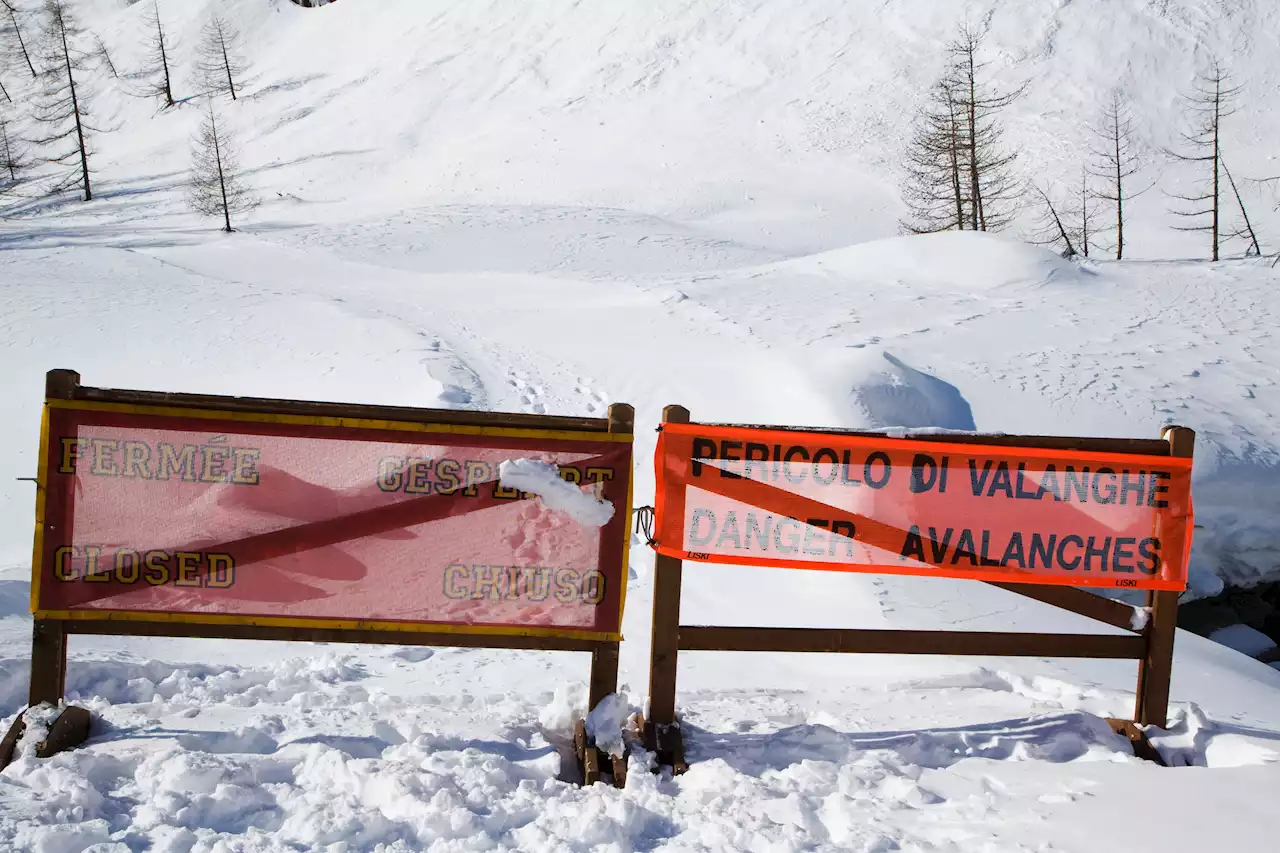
7 370 634 784
644 404 1191 772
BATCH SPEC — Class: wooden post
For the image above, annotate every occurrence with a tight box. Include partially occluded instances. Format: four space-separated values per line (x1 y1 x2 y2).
29 370 79 708
647 405 689 761
1135 425 1194 728
29 620 68 707
46 368 81 400
586 403 633 716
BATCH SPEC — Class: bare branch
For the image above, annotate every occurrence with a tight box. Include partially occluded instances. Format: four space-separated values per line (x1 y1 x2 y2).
92 33 115 77
1028 182 1077 257
1222 157 1261 256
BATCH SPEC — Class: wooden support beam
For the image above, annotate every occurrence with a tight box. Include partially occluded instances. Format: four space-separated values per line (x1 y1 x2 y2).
71 381 611 432
677 626 1146 659
0 716 25 770
1135 425 1194 728
588 642 620 715
28 620 68 707
0 706 93 771
1107 718 1167 765
586 403 634 715
64 619 602 651
642 718 688 775
36 706 91 759
647 405 689 730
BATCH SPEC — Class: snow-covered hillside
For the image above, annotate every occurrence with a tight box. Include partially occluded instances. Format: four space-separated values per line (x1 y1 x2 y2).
2 1 1280 851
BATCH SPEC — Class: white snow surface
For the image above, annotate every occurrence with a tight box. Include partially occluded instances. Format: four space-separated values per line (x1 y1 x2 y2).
1 0 1279 850
498 459 616 528
1209 624 1279 659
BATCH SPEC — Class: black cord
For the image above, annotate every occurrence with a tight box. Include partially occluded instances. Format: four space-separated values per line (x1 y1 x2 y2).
633 505 655 546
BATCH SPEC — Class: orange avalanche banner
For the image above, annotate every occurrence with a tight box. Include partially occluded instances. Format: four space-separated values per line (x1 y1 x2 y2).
654 422 1193 591
33 401 633 640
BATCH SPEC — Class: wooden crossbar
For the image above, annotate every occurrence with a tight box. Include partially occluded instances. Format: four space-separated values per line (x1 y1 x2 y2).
677 626 1146 658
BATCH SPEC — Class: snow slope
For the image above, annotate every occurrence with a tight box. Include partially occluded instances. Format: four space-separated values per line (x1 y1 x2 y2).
1 0 1280 851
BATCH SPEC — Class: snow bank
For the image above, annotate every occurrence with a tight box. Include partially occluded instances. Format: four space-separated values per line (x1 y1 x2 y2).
1209 625 1278 660
498 459 615 528
804 232 1092 292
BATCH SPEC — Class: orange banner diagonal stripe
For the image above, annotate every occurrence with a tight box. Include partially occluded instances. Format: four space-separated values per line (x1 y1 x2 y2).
653 423 1192 591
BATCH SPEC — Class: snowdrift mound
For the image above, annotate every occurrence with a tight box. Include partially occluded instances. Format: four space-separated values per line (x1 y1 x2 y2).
844 349 977 432
800 232 1093 292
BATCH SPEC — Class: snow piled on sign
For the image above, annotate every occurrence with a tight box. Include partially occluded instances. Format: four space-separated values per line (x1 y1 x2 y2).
498 459 616 528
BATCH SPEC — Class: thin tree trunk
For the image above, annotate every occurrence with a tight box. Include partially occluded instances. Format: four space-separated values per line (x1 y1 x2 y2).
8 7 36 78
1113 111 1124 260
158 7 173 106
1081 167 1090 257
2 123 14 180
0 78 9 103
1211 78 1220 261
966 56 981 231
220 32 237 101
58 14 91 201
948 95 964 229
210 109 232 231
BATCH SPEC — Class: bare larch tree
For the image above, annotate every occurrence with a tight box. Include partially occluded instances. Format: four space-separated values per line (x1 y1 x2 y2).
144 0 173 107
30 0 93 200
1167 57 1241 261
948 23 1021 232
1089 91 1145 260
195 13 248 101
901 81 968 233
901 23 1020 234
189 97 254 231
3 1 38 78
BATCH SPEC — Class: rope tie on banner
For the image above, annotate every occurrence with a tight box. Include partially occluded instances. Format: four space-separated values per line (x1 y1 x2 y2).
633 505 656 546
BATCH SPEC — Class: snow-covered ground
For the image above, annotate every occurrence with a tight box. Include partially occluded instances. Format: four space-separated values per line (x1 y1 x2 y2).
2 0 1280 850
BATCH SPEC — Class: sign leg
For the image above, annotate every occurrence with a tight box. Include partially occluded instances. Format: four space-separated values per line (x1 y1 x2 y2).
29 620 67 708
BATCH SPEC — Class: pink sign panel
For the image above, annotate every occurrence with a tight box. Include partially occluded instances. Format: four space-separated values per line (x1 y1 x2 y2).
35 403 632 639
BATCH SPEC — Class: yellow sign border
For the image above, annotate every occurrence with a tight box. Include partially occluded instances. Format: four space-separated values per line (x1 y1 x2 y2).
31 398 632 644
31 608 621 643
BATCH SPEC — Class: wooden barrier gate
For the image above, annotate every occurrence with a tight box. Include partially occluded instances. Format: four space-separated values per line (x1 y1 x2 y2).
644 405 1193 771
3 370 635 785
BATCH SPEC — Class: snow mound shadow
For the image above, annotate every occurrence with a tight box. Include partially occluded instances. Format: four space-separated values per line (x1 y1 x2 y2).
847 351 976 431
685 711 1129 775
